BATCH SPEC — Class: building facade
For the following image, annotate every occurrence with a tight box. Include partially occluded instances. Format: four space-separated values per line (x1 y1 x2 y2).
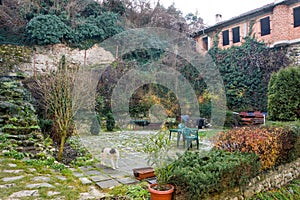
193 0 300 60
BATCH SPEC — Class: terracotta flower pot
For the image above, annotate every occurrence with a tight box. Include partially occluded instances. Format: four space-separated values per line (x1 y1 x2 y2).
148 183 174 200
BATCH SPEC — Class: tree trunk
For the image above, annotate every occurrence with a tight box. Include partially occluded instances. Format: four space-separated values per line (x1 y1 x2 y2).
57 130 66 161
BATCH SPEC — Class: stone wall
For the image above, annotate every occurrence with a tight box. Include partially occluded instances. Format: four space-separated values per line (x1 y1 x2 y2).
205 158 300 200
19 44 115 75
0 75 45 156
289 43 300 66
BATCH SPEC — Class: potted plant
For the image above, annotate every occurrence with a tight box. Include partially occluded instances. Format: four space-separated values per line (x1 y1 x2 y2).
143 129 175 200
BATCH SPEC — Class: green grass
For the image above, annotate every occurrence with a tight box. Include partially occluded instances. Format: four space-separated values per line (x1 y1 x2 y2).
200 129 223 139
265 120 300 127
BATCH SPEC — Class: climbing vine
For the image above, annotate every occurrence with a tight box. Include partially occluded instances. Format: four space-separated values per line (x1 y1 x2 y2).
209 36 290 111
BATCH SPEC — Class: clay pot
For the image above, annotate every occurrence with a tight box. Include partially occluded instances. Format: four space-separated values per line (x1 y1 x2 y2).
148 183 174 200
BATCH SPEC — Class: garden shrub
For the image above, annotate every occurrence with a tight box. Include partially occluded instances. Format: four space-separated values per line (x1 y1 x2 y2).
215 126 298 170
169 150 260 200
25 14 71 45
287 124 300 163
106 112 115 131
268 66 300 121
90 115 100 135
224 111 242 128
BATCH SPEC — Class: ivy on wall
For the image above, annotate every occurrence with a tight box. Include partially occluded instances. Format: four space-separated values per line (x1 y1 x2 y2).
208 36 290 112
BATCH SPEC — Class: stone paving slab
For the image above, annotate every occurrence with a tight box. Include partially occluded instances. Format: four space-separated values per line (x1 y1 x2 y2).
96 179 120 189
32 176 51 182
85 170 103 176
109 171 131 179
79 177 93 185
9 190 39 198
2 169 23 173
73 172 84 177
2 175 24 182
100 167 122 175
79 166 94 172
117 177 139 185
90 175 111 182
26 183 55 189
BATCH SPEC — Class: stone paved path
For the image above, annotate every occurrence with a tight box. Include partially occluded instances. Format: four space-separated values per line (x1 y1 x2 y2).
77 130 163 189
76 130 212 189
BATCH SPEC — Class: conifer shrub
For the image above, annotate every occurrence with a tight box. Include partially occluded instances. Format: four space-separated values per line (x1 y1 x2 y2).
106 112 115 131
90 115 100 135
268 66 300 121
169 150 260 200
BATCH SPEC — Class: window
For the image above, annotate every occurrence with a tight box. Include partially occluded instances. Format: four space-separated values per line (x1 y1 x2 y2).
294 6 300 27
222 30 229 46
232 26 240 43
202 37 208 50
260 17 270 36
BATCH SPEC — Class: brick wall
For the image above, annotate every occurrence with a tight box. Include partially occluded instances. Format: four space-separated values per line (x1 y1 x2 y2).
197 1 300 50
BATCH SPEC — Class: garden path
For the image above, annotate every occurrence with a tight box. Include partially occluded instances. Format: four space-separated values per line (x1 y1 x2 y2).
77 130 213 189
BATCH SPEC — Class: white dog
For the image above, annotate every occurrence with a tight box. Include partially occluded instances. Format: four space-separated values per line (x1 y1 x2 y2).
100 148 120 170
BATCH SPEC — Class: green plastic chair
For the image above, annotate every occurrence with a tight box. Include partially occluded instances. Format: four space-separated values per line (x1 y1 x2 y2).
182 127 199 149
177 123 185 146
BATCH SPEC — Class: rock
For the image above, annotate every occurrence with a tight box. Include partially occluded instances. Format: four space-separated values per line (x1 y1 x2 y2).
286 173 293 180
56 175 67 181
3 169 23 173
9 190 39 198
243 189 255 198
0 183 16 188
28 168 36 172
31 176 51 182
88 186 106 197
255 184 264 193
26 183 55 189
19 44 114 75
2 175 24 182
79 192 95 200
47 191 61 196
8 163 17 167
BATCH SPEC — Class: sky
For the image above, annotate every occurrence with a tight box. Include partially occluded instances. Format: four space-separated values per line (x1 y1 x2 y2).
157 0 275 26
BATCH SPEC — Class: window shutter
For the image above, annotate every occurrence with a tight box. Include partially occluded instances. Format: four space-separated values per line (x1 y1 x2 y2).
232 27 240 43
222 30 229 46
260 17 270 36
294 6 300 27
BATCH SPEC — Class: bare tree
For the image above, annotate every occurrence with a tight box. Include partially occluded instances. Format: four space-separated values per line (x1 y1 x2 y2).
0 0 26 33
27 56 96 161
